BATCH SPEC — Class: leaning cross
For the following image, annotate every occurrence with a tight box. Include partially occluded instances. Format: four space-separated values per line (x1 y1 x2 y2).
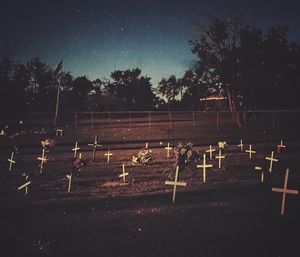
18 176 31 196
265 151 278 173
272 168 298 215
88 135 102 162
206 145 216 159
165 165 187 204
197 154 213 183
245 145 256 159
164 143 172 158
66 173 72 193
72 142 80 158
37 148 47 174
8 152 16 172
104 149 113 163
254 166 264 183
215 150 225 169
238 139 244 152
119 164 129 183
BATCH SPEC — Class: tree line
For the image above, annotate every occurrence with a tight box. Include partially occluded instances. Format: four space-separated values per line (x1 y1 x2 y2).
1 14 300 125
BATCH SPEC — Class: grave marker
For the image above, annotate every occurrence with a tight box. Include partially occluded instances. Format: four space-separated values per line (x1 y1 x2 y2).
72 142 80 158
37 148 47 174
254 166 264 183
215 150 225 169
66 173 72 193
165 165 187 204
119 164 129 183
272 169 298 215
56 129 63 136
88 135 102 162
265 151 278 173
245 145 256 159
18 175 31 196
277 140 286 153
104 149 113 163
197 154 213 182
206 145 216 159
238 139 244 152
164 143 172 158
8 152 16 172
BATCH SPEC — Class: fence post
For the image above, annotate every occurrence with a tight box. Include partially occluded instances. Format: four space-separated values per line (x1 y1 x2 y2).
148 112 151 129
216 111 219 130
168 111 172 129
129 112 131 128
91 112 94 128
74 112 78 128
108 112 111 126
272 111 275 130
192 111 195 129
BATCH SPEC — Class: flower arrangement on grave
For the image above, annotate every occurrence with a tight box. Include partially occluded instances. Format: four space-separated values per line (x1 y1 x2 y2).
132 148 152 165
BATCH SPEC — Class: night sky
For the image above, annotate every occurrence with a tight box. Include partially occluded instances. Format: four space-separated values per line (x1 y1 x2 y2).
1 0 300 85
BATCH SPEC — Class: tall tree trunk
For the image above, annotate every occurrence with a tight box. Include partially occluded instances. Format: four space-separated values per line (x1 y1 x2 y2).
226 87 243 128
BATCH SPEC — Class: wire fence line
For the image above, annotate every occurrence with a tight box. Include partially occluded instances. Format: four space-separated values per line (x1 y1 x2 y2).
25 110 300 133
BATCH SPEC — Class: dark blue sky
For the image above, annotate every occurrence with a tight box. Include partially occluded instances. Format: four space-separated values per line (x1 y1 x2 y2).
1 0 300 85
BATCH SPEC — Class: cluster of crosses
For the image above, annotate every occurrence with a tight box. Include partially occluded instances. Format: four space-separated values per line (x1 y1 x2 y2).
6 132 298 216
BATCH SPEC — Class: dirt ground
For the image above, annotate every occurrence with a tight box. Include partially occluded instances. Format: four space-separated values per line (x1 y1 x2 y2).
0 125 300 257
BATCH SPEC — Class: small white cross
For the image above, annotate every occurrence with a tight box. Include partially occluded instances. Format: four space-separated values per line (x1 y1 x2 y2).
245 145 256 159
37 148 47 174
72 142 80 158
238 139 244 152
145 142 148 149
254 166 264 183
66 173 72 193
265 151 278 173
197 154 213 182
215 150 225 169
165 165 187 204
206 145 216 159
119 164 129 183
164 143 172 158
8 152 16 172
88 135 102 162
272 169 298 215
277 140 286 151
104 149 113 163
18 176 31 196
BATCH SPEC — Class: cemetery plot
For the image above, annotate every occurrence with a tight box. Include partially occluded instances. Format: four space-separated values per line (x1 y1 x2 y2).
0 129 300 257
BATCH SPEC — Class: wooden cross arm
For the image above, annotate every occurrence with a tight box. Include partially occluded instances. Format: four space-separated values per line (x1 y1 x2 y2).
197 164 213 168
18 181 31 190
272 188 299 194
255 166 262 170
119 173 129 178
165 181 187 187
8 159 16 163
266 157 279 162
66 175 72 179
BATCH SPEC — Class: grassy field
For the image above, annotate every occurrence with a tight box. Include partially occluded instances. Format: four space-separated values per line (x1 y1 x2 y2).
0 116 300 257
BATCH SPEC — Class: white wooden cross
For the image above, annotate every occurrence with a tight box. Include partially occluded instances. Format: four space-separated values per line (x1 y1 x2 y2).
238 139 244 152
18 176 31 195
272 168 298 215
245 145 256 159
104 149 113 163
88 135 102 162
206 145 216 159
277 140 286 152
164 143 172 158
215 150 225 169
165 165 187 204
72 142 80 158
265 151 278 173
8 152 16 172
37 148 47 174
66 173 72 193
254 166 264 183
119 164 129 182
197 154 213 182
